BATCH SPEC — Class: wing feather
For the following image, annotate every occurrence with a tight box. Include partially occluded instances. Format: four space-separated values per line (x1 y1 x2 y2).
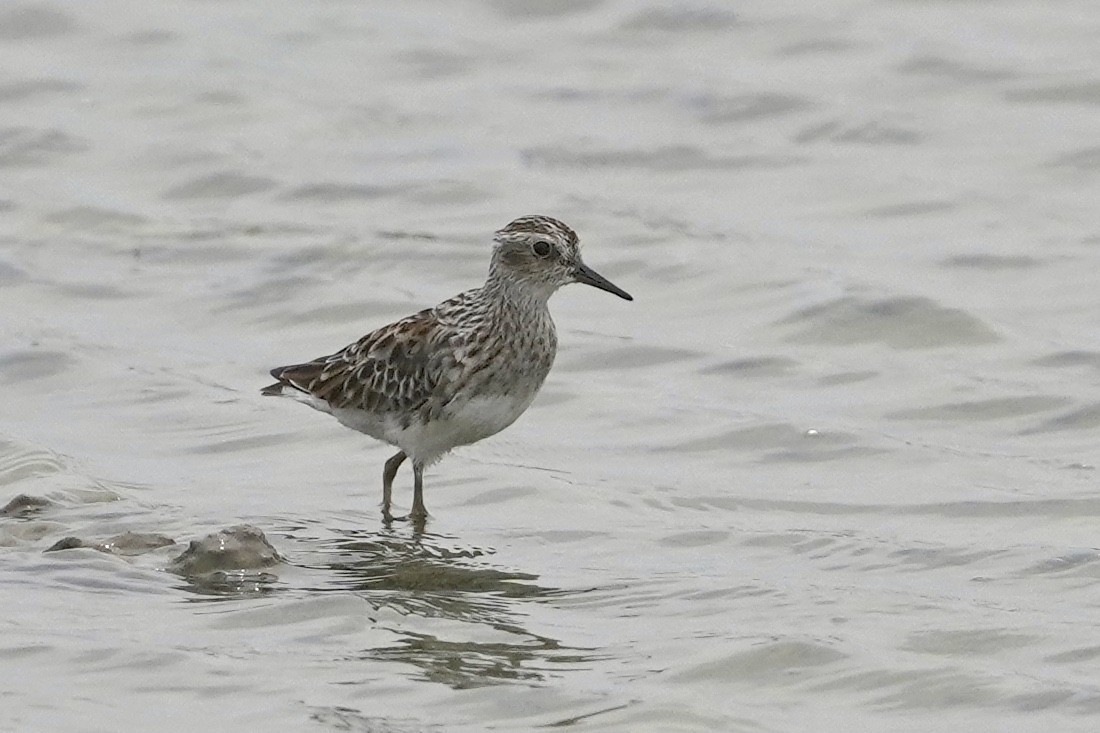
264 300 470 417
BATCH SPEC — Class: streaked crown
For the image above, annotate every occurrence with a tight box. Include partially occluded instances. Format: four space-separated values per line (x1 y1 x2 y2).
494 215 579 248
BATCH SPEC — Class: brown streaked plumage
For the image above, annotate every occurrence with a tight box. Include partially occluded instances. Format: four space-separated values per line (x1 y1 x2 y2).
262 215 632 524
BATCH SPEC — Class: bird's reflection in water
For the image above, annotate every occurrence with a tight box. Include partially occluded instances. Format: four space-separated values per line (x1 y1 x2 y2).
367 632 574 689
300 525 597 688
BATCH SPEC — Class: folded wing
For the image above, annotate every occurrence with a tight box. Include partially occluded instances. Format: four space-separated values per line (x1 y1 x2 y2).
262 307 464 416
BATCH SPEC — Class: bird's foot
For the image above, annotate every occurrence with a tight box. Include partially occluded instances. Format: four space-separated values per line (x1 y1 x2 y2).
382 511 428 525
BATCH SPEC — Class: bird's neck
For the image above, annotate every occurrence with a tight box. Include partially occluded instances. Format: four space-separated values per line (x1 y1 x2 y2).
483 268 555 309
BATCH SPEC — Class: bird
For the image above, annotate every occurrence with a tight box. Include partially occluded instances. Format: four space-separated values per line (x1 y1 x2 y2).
262 215 632 523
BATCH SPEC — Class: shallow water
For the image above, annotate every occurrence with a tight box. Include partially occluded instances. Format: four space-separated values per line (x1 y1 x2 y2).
3 1 1100 730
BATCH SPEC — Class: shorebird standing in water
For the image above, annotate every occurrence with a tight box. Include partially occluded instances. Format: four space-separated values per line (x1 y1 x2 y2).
262 215 632 523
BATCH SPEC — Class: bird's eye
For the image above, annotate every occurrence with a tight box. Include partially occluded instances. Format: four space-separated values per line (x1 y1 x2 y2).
532 241 553 258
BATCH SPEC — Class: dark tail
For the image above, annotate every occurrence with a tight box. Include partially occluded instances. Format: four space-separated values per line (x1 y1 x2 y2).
262 363 322 396
261 366 290 396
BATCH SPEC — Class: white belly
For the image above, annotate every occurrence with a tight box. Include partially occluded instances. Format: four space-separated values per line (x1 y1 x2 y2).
332 393 534 464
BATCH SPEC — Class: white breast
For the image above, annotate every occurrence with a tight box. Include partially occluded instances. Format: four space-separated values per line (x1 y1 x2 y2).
449 394 534 441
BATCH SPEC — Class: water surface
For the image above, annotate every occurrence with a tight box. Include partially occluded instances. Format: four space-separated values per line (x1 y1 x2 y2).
3 1 1100 731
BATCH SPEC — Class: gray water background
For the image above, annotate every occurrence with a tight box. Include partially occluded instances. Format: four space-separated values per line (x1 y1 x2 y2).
2 1 1100 731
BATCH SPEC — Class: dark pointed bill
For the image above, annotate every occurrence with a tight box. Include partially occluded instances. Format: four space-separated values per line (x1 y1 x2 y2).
573 263 633 301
